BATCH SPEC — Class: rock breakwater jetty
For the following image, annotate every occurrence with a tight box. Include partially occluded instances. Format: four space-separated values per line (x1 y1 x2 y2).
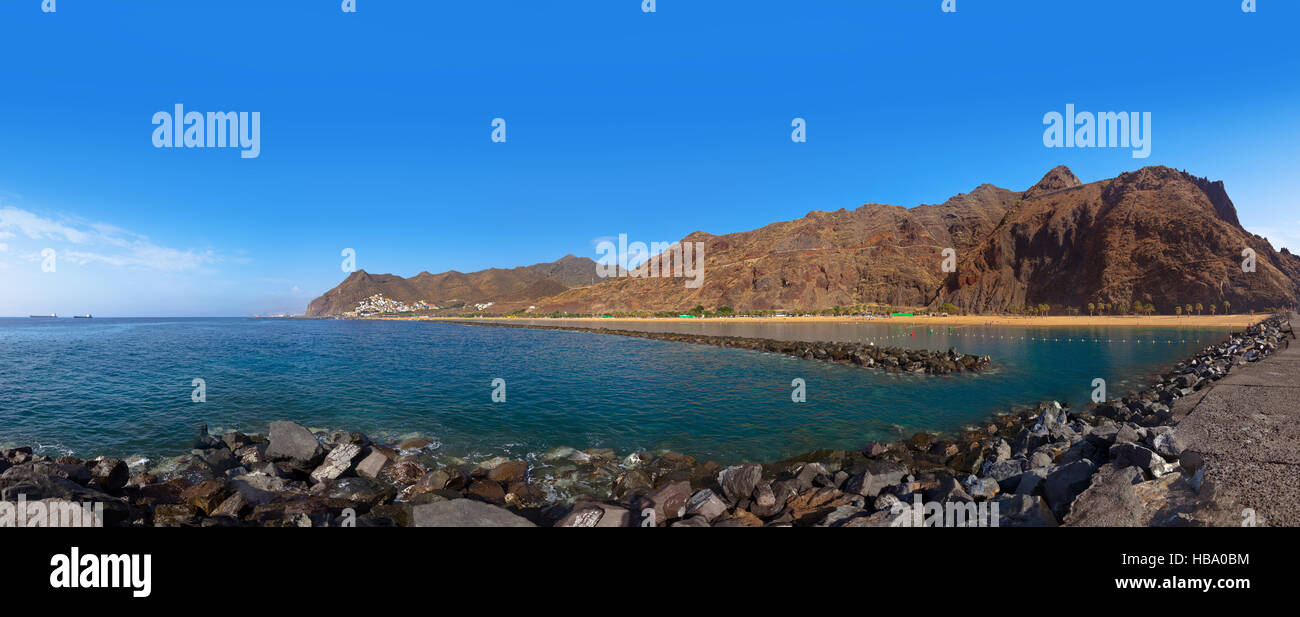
440 320 992 375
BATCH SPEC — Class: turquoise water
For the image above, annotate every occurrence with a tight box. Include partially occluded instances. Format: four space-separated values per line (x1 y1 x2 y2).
0 318 1228 465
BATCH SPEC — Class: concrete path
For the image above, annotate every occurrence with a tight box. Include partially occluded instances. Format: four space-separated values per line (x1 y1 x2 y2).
1172 313 1299 526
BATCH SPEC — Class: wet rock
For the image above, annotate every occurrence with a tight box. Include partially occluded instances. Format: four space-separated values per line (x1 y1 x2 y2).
309 442 362 484
234 444 267 466
192 424 222 450
466 480 506 505
366 503 413 527
788 487 853 525
614 469 653 499
907 432 936 451
137 477 191 505
560 500 632 528
555 505 605 527
212 492 248 518
180 479 231 515
228 473 289 506
382 460 425 485
487 460 528 485
644 480 692 523
221 431 254 452
88 457 129 493
844 460 908 497
153 504 201 527
266 421 325 467
418 467 467 494
411 499 535 527
505 482 547 508
17 462 92 486
718 463 763 503
686 489 728 522
397 437 434 452
354 450 390 480
749 482 783 517
198 447 238 473
791 462 831 490
861 441 889 457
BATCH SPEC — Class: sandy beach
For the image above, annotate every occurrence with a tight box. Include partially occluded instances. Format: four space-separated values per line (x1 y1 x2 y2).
427 313 1269 329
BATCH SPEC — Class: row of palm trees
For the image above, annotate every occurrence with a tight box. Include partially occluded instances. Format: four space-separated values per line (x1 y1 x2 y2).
1080 300 1232 316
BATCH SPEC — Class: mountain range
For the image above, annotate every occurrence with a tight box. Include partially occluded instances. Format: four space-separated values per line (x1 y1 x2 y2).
305 166 1300 316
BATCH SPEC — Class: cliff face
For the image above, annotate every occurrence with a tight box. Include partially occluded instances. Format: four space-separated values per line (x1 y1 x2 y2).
932 166 1300 312
534 184 1021 313
307 166 1300 315
304 255 597 316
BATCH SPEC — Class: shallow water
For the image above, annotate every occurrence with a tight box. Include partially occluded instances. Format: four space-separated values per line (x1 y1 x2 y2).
0 317 1228 465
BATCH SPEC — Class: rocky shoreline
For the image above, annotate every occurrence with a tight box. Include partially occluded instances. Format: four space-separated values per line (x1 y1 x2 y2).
0 315 1286 527
438 320 993 375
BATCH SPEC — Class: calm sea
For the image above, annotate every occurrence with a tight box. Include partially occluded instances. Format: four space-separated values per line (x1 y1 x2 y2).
0 317 1228 465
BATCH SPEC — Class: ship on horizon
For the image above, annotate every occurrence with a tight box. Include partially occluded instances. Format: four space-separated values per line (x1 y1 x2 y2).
74 314 93 318
29 313 57 318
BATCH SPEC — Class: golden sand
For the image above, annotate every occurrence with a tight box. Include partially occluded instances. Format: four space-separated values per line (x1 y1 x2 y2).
426 313 1267 329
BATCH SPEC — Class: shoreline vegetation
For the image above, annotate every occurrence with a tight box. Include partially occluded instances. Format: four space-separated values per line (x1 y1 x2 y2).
1 315 1289 528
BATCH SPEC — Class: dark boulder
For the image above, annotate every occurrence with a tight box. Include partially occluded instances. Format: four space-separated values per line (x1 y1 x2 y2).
265 421 325 467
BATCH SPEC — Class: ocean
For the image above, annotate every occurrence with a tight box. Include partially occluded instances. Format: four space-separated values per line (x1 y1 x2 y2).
0 317 1227 465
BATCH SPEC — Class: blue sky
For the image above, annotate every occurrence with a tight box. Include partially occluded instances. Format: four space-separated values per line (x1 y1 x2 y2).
0 0 1296 316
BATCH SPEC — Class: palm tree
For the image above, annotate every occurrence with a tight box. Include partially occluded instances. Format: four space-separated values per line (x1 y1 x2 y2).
1175 306 1182 316
1223 300 1231 314
1195 302 1203 315
1185 304 1193 316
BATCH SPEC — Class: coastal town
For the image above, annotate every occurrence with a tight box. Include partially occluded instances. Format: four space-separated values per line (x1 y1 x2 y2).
344 294 434 317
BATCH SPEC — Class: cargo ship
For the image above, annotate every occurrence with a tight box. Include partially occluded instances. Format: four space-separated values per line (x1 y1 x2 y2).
29 313 57 318
74 314 93 318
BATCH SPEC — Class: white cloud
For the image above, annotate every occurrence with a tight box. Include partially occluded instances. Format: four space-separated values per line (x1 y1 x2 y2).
0 205 225 272
0 207 91 243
